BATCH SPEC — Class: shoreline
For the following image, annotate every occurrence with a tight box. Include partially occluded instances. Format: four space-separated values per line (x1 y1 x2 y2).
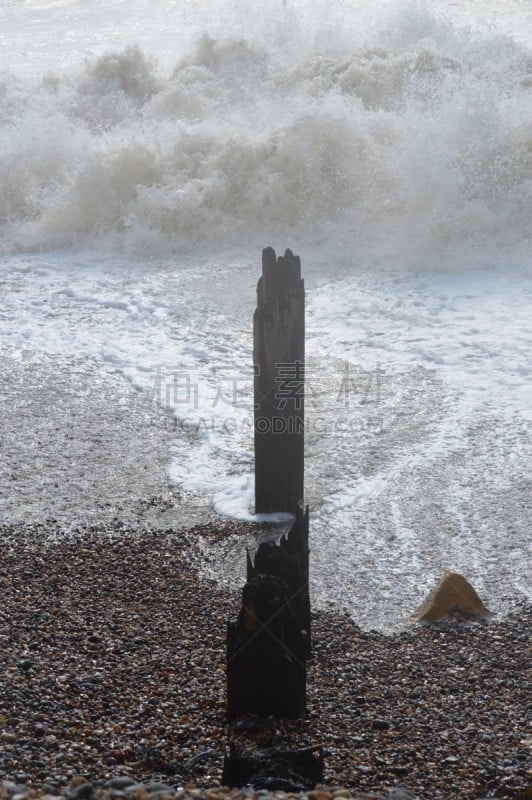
1 345 530 632
1 520 529 800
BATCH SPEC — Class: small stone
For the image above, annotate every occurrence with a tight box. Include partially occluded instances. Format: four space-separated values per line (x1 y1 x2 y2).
109 778 136 790
68 782 94 800
142 784 174 794
389 766 411 777
372 719 390 731
388 790 418 799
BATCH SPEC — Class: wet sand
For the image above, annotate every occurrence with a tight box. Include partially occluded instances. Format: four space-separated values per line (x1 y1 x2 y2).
0 350 211 530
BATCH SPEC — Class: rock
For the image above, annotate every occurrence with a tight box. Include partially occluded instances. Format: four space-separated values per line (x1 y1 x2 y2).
186 749 219 768
124 784 150 795
140 784 174 794
414 571 490 621
222 746 324 791
109 778 136 790
2 782 21 794
67 782 94 800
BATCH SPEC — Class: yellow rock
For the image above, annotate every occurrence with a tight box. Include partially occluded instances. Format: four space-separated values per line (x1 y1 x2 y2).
414 571 490 621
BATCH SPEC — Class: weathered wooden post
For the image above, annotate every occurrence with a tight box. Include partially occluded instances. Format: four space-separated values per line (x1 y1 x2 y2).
222 745 324 791
227 504 310 719
247 502 311 656
225 248 312 730
224 250 322 787
254 247 305 514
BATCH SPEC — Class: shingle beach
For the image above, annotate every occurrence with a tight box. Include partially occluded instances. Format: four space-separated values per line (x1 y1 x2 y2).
0 521 529 800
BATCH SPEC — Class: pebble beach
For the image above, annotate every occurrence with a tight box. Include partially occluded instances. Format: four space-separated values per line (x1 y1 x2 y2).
1 520 529 800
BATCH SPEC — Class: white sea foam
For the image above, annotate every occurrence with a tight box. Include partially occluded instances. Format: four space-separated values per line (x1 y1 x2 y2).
0 3 530 274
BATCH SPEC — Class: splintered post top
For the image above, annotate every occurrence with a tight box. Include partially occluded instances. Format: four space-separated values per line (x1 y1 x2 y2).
262 247 301 283
259 247 302 305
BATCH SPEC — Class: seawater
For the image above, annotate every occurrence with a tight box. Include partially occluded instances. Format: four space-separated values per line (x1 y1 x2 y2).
0 0 530 630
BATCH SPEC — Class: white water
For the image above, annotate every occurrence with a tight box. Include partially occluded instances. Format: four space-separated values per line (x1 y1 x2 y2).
0 0 530 630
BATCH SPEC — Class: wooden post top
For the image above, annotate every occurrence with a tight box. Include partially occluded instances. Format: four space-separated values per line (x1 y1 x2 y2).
261 247 302 285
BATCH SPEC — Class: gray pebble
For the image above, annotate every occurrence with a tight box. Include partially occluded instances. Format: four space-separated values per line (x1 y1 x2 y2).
109 777 136 789
67 782 94 800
